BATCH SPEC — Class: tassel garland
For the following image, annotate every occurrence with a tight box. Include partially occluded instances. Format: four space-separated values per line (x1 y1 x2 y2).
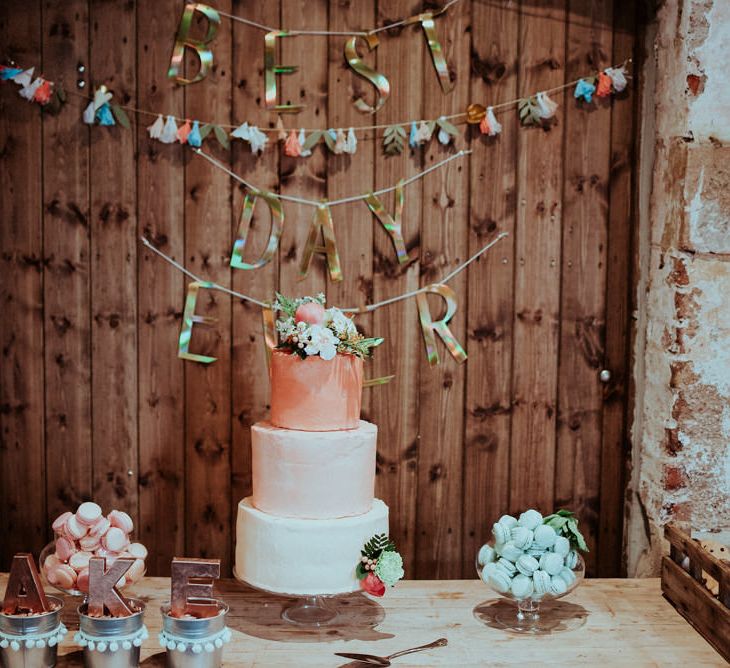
409 122 419 148
284 129 302 157
606 66 628 92
248 126 268 153
344 127 357 154
188 120 202 147
96 104 115 126
334 128 347 154
416 121 432 144
0 66 23 80
299 128 312 157
148 114 164 139
13 68 34 87
276 116 287 141
480 107 502 136
19 77 42 101
536 91 558 119
574 78 596 103
596 72 612 97
177 119 192 144
160 115 178 143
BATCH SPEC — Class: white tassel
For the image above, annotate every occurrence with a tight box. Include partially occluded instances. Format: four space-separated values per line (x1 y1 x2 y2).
485 107 502 136
159 115 178 144
536 91 559 119
83 101 96 124
344 127 357 154
248 126 268 154
416 121 432 143
299 128 311 157
333 129 347 154
437 126 451 145
12 67 34 87
231 122 251 140
606 66 628 92
147 114 164 139
19 77 42 101
93 85 113 110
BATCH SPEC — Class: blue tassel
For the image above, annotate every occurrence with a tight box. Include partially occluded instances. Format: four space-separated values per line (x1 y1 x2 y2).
0 66 23 80
96 103 115 126
408 121 418 148
574 79 596 103
328 128 337 141
188 120 202 147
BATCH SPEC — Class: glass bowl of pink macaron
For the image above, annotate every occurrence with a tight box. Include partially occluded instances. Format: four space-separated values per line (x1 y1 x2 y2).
39 502 148 597
475 509 586 633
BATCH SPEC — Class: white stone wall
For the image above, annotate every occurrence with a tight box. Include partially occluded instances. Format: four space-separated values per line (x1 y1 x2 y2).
627 0 730 576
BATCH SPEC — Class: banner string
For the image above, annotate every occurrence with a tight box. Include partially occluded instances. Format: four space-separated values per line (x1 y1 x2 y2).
139 231 508 313
192 147 471 207
216 0 462 37
61 59 631 136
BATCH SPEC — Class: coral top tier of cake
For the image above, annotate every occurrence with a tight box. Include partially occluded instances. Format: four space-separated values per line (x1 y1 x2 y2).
270 294 383 432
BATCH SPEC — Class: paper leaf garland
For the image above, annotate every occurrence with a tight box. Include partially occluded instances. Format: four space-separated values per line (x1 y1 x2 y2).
383 124 406 155
518 97 542 126
199 123 214 140
213 124 230 149
302 130 322 152
111 104 130 129
436 116 459 145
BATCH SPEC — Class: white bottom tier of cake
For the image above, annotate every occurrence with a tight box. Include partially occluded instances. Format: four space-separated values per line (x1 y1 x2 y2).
235 497 389 596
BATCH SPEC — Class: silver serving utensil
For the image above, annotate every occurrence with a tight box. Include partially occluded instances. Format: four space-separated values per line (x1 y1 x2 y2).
334 637 448 666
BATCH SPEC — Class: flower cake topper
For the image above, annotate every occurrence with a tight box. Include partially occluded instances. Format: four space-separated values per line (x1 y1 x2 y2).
273 293 383 361
356 534 404 597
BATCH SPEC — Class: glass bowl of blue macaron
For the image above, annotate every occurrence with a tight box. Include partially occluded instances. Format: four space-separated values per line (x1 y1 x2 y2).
475 509 586 633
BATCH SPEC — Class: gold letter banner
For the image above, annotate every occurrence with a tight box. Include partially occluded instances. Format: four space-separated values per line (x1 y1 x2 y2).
299 203 343 282
416 283 467 366
179 281 218 364
402 9 454 95
230 190 284 270
264 31 304 113
365 180 409 266
168 3 220 85
344 34 390 114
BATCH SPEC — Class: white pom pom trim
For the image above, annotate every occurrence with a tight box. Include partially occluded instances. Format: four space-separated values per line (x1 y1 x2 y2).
74 625 148 653
0 623 67 652
158 626 232 654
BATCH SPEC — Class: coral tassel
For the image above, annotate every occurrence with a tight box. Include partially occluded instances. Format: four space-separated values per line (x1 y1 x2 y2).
479 116 491 135
284 129 302 157
596 72 612 97
33 79 53 105
177 119 192 144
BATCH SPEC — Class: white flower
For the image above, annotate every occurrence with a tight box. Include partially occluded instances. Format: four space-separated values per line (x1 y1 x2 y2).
326 308 357 338
304 325 339 360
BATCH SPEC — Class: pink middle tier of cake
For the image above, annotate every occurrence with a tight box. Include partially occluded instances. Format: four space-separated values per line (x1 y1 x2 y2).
269 350 363 431
251 420 377 519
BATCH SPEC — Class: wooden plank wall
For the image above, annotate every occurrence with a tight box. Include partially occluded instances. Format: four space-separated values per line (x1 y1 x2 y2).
0 0 637 578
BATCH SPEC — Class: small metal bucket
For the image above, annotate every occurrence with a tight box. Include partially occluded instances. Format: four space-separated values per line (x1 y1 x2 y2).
77 598 145 668
0 595 64 668
160 601 228 668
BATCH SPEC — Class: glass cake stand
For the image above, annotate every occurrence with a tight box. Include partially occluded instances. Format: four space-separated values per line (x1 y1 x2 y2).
233 568 344 626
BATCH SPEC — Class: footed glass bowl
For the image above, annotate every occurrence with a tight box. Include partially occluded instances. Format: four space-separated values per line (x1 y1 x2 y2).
39 540 146 597
475 538 584 634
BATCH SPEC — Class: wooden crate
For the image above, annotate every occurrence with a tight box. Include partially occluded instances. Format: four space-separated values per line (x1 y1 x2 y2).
662 523 730 662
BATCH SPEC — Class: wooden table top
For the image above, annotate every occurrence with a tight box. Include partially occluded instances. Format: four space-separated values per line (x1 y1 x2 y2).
2 576 724 666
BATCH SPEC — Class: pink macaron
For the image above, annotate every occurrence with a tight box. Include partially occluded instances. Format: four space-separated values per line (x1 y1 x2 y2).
127 543 148 560
102 526 129 553
65 514 88 540
76 567 90 593
43 553 61 572
76 501 102 526
89 516 111 537
69 551 93 572
52 511 72 534
108 510 134 534
55 536 78 562
47 563 77 590
79 534 101 552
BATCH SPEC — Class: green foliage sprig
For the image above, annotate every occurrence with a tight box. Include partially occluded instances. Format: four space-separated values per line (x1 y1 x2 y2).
543 509 589 552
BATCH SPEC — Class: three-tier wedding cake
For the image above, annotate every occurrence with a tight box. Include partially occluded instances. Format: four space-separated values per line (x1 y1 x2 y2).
235 295 403 597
